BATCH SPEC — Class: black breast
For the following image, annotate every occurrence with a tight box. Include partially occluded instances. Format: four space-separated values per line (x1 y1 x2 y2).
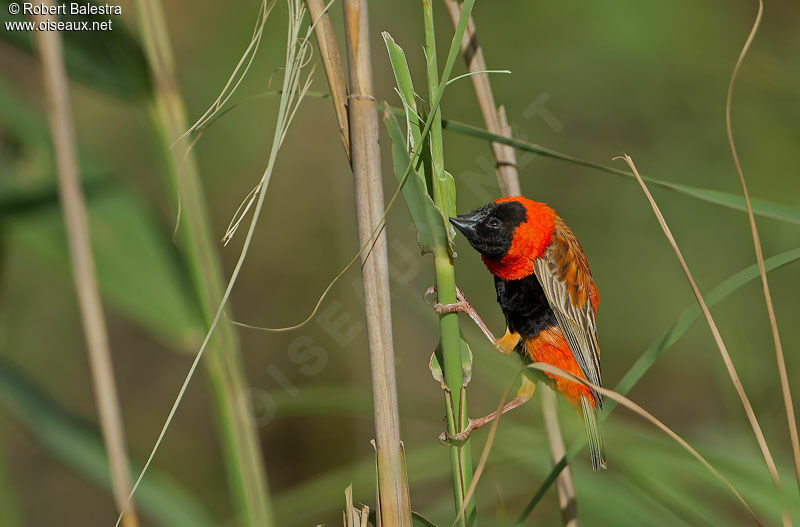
494 274 557 339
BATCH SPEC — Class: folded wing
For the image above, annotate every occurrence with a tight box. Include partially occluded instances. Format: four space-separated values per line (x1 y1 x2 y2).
532 216 603 406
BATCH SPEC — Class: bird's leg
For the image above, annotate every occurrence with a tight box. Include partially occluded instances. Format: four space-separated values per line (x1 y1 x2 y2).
424 286 520 355
425 285 494 342
440 376 537 443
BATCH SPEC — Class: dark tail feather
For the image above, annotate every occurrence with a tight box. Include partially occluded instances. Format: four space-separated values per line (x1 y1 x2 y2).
580 395 607 471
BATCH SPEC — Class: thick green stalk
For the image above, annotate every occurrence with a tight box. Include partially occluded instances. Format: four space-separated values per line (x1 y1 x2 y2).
423 2 450 217
424 2 476 524
441 4 577 522
136 1 273 525
434 251 476 526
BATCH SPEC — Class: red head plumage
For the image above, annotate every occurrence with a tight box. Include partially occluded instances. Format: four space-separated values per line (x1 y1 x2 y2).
480 196 556 281
449 195 606 470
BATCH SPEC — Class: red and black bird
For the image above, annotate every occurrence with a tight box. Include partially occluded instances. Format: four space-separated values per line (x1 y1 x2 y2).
441 195 606 470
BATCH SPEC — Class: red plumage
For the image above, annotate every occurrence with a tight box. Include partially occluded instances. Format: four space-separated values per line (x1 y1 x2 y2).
481 197 555 280
450 195 607 469
482 196 601 409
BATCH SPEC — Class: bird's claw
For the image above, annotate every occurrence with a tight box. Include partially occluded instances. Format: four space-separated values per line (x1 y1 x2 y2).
438 420 475 446
425 285 470 314
425 285 499 348
433 300 469 315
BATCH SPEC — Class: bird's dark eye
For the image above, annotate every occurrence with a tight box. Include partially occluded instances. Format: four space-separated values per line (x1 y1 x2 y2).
487 217 501 229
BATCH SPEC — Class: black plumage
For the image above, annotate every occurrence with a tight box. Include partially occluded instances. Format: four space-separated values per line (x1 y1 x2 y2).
494 274 557 342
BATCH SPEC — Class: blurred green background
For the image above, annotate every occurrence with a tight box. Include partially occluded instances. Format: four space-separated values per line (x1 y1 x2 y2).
1 0 799 525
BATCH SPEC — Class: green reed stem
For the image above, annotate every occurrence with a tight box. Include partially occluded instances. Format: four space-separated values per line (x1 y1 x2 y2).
424 1 476 525
136 1 273 525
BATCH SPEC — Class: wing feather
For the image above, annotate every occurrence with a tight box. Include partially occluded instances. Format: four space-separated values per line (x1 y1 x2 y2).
533 216 603 405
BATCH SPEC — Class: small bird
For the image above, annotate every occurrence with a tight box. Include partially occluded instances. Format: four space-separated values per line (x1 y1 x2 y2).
438 195 606 470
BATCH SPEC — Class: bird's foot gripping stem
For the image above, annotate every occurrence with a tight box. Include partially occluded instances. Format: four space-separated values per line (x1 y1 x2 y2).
439 377 536 445
424 286 498 347
424 286 520 355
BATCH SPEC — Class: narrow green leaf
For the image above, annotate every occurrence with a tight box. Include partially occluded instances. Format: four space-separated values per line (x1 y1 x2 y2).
0 77 49 146
0 0 152 100
0 77 111 214
269 387 371 418
445 69 511 86
439 117 800 227
0 360 213 527
0 134 108 216
382 32 423 152
664 184 800 226
381 33 458 255
412 511 441 527
430 339 473 389
430 345 447 389
612 246 800 403
518 247 800 522
9 187 205 352
1 74 201 351
442 169 457 252
459 339 473 387
384 107 449 254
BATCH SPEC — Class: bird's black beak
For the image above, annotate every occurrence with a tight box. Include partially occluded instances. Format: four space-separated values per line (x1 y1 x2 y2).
449 212 482 241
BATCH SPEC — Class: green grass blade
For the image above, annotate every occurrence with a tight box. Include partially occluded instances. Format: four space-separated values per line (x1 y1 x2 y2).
612 246 800 404
0 0 151 100
0 76 49 145
269 387 371 418
161 90 800 227
439 117 800 226
382 32 457 252
384 108 449 254
382 32 423 153
9 187 205 352
0 77 111 214
664 184 800 225
518 247 800 522
273 443 449 525
423 2 455 223
0 360 213 527
0 157 109 217
1 71 202 351
412 511 441 527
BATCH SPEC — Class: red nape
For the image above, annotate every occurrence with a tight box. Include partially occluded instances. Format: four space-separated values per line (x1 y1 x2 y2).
481 196 556 281
523 326 595 408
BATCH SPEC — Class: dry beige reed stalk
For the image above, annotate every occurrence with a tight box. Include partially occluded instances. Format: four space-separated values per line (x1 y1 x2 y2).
134 1 274 525
118 2 319 524
342 0 412 524
451 377 515 526
617 153 789 527
306 0 351 160
528 362 764 527
32 4 138 526
443 0 520 196
541 387 578 527
725 0 800 492
443 3 577 522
